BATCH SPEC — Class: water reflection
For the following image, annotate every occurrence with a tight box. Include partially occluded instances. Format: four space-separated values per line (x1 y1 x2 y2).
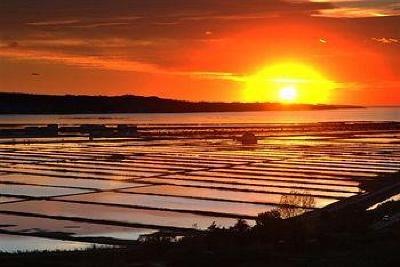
0 107 398 125
0 234 96 252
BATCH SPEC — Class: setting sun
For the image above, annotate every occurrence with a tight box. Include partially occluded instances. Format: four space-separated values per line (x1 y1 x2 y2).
243 62 336 104
279 86 298 103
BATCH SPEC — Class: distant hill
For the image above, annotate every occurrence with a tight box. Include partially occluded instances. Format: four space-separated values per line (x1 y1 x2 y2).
0 93 362 114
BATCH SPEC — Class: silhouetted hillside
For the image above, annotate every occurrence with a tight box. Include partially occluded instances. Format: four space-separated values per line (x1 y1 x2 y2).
0 93 361 114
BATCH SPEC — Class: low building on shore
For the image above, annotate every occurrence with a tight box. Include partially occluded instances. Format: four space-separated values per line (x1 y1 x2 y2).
240 132 258 145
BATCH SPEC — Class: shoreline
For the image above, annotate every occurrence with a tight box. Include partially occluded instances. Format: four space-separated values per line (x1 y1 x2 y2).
0 92 363 115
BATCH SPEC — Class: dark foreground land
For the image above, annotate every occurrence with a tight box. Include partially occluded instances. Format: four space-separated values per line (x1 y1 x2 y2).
2 172 400 267
0 92 360 114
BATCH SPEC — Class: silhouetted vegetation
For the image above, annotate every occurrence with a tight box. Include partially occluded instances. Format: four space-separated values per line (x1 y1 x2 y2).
278 190 316 218
0 92 361 114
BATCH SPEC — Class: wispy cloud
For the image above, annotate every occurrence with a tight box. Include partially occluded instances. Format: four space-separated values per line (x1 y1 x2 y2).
315 7 400 18
0 48 162 73
314 0 400 17
187 71 245 81
26 19 80 26
72 22 132 28
372 37 400 44
0 47 244 82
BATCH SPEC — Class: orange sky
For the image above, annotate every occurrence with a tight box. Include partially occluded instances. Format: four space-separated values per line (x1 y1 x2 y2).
0 0 400 105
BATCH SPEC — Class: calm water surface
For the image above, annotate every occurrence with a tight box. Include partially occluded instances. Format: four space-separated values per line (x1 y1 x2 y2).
0 234 97 252
0 107 398 125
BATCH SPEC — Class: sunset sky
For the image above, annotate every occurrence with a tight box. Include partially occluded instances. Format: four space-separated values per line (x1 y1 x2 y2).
0 0 399 105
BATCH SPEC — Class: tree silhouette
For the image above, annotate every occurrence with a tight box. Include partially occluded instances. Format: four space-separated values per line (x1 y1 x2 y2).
278 190 316 219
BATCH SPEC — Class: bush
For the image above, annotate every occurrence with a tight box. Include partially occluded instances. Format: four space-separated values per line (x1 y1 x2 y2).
279 190 316 219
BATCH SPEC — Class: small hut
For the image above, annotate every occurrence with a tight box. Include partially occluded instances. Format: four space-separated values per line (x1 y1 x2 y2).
240 132 258 145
